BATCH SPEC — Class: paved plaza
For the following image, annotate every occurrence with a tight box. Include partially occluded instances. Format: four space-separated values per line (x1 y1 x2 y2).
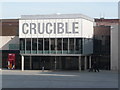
0 70 118 88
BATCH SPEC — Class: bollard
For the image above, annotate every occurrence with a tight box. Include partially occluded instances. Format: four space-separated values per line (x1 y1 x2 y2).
42 67 44 72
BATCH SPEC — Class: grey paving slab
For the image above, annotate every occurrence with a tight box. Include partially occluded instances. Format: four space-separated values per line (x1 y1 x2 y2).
1 70 118 88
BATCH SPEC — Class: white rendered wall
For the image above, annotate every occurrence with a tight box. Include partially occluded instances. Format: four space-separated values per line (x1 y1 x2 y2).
82 19 94 38
111 25 118 71
19 18 93 38
0 36 19 50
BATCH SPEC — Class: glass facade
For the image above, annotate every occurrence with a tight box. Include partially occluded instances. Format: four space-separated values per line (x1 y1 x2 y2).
26 38 31 54
38 38 43 53
9 44 19 50
76 38 82 54
32 38 37 54
20 38 25 53
20 38 88 54
69 38 74 54
44 38 49 53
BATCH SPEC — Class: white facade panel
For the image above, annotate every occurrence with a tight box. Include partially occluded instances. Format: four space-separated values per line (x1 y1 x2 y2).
82 19 94 38
19 16 93 38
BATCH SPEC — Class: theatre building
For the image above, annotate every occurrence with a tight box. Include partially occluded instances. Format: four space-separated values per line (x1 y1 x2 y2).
19 14 94 71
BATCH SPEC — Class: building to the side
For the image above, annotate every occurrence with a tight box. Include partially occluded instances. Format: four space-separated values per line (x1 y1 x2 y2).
93 25 111 70
0 19 21 69
94 18 119 70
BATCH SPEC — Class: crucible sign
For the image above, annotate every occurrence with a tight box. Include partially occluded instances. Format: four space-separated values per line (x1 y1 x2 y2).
19 19 82 38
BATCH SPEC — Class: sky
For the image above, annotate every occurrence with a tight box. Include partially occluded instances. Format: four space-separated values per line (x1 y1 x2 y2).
1 2 118 19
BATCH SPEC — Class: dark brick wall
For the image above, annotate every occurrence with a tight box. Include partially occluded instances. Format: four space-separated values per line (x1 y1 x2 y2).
0 19 19 36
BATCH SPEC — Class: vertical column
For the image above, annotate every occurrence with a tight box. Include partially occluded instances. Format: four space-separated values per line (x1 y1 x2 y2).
82 38 85 54
31 38 32 54
49 38 51 54
89 56 91 69
84 56 87 70
43 38 44 54
25 38 26 54
62 38 63 54
68 38 69 53
78 56 81 71
74 38 76 54
22 56 24 71
37 38 38 54
30 56 32 70
55 38 57 54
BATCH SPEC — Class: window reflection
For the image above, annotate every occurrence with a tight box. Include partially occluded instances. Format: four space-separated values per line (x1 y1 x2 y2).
32 38 37 50
26 38 31 50
51 38 55 50
63 38 68 50
69 38 74 51
38 38 43 50
44 38 49 50
57 38 62 50
20 38 25 50
76 38 82 53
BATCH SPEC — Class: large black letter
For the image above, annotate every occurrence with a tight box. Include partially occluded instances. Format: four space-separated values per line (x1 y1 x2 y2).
65 22 71 34
73 22 79 33
57 23 64 34
30 23 36 34
38 23 44 34
54 23 56 34
46 23 52 34
22 23 29 34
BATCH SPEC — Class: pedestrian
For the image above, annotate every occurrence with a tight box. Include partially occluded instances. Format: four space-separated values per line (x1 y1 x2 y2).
92 61 99 72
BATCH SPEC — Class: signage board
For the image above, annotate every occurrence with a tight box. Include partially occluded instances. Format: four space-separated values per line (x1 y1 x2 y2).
19 18 93 38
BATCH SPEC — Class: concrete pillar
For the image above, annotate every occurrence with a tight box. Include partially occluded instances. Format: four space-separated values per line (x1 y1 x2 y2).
89 56 91 69
78 56 81 71
30 56 32 70
22 56 24 71
84 56 87 70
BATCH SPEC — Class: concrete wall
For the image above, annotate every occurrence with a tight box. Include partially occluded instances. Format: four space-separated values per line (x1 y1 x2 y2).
0 36 19 50
111 25 118 70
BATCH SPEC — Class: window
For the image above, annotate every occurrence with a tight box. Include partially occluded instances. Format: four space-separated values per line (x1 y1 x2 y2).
32 38 37 50
51 38 55 50
69 38 74 51
63 38 68 50
76 38 82 53
57 38 62 50
26 38 31 50
44 38 49 50
38 38 43 50
20 38 25 50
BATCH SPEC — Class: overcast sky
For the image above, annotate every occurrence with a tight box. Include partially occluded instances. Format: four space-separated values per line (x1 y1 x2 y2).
1 2 118 19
